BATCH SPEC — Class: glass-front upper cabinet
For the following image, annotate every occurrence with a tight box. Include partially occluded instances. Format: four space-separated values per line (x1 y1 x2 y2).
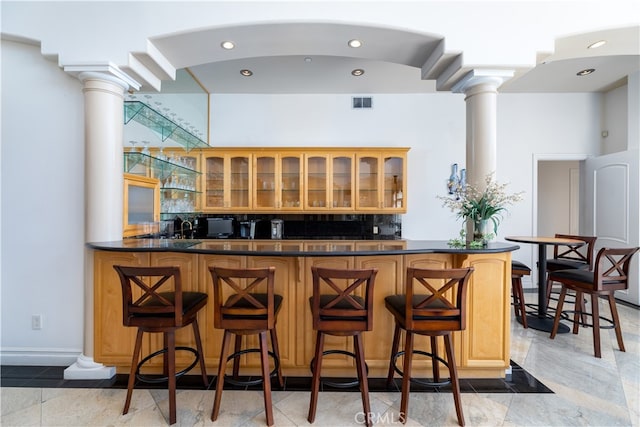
280 154 302 210
356 155 379 210
203 152 250 211
305 153 353 211
332 155 353 210
356 150 407 212
255 155 276 210
254 153 303 211
305 155 327 209
384 153 406 211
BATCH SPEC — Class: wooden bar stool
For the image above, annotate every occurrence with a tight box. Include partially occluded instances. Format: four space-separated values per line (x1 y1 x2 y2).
545 234 597 306
208 266 284 427
385 267 474 426
549 246 639 358
113 265 209 425
308 266 378 427
511 260 531 328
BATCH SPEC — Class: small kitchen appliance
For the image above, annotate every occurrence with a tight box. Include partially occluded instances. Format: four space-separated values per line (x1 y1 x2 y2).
270 219 283 239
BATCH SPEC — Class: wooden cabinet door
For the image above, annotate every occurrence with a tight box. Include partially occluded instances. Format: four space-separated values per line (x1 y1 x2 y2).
305 153 354 211
203 153 251 211
254 154 277 210
331 154 354 210
356 154 382 210
383 152 406 212
356 151 407 212
455 252 511 373
304 154 328 210
279 154 303 211
94 251 150 370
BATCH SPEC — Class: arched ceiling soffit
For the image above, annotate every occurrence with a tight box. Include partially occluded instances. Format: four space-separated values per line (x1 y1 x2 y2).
128 22 465 94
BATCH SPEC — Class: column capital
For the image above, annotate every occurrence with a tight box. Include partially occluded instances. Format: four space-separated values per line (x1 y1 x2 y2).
451 69 514 94
64 63 141 92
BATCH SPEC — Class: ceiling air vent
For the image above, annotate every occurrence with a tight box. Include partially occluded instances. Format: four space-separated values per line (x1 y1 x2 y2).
352 97 372 109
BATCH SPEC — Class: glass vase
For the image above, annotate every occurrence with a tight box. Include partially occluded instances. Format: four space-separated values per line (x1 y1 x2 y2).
473 219 493 246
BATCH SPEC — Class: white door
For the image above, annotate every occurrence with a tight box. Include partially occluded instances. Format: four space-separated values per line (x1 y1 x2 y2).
585 150 640 304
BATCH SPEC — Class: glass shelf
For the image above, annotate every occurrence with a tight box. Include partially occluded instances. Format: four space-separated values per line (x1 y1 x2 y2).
124 152 201 181
124 101 209 151
161 187 201 194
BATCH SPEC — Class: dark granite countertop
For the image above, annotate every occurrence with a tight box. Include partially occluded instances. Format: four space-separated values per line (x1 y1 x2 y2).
87 239 519 256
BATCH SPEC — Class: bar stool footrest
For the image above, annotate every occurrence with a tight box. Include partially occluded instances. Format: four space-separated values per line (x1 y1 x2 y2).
309 349 369 389
135 346 200 384
391 350 452 387
223 348 280 387
560 310 616 329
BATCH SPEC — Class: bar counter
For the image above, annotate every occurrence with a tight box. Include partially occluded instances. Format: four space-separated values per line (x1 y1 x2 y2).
89 239 518 379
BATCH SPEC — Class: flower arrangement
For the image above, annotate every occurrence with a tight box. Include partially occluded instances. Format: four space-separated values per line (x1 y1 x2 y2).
439 173 524 244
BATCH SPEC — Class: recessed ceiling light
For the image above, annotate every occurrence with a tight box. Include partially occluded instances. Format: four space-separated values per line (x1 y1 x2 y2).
351 69 365 76
348 39 363 48
240 69 253 77
587 40 607 49
576 68 595 76
221 41 235 50
304 57 313 63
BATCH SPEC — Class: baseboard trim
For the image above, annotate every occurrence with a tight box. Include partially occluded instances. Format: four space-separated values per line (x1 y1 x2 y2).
1 349 80 366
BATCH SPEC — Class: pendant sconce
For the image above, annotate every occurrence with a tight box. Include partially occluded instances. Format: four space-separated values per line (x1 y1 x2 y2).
447 163 466 200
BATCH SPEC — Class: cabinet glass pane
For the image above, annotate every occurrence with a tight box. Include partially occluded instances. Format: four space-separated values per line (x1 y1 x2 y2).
384 156 404 208
358 156 378 208
333 156 352 208
281 156 301 208
256 156 276 208
230 156 249 208
307 156 327 208
206 157 224 208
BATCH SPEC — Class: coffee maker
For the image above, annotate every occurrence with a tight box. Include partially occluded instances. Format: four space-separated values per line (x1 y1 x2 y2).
239 220 257 239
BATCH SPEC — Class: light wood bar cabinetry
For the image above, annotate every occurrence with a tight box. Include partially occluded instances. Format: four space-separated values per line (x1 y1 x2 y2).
92 240 513 378
198 147 407 214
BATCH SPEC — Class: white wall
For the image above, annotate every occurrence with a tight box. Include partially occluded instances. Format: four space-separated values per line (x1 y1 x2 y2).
211 93 468 240
1 40 85 364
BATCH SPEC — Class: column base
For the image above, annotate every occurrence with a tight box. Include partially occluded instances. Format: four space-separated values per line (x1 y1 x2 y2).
63 354 115 380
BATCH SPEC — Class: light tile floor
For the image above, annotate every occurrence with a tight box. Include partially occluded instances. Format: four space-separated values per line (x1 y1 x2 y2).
2 293 639 426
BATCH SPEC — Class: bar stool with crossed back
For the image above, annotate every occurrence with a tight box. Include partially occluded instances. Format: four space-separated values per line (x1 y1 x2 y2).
545 234 597 307
549 246 639 358
308 266 378 427
208 266 284 427
385 267 474 426
113 265 209 425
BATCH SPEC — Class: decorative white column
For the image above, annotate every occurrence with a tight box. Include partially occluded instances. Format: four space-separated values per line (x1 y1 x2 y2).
63 71 132 379
452 69 514 190
452 69 513 242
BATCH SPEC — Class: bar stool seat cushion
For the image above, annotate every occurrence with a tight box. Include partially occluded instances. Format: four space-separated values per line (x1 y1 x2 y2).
310 294 367 321
222 293 283 319
548 269 593 285
135 292 208 317
546 259 589 271
385 295 461 319
511 260 531 273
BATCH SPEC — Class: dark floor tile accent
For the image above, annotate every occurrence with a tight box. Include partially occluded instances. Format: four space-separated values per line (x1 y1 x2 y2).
1 364 553 394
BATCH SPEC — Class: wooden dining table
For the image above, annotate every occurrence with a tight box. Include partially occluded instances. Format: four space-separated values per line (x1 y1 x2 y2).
505 236 586 333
